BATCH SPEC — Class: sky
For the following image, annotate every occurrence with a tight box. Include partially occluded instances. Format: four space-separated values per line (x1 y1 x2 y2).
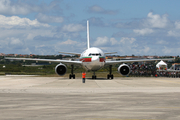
1 0 180 56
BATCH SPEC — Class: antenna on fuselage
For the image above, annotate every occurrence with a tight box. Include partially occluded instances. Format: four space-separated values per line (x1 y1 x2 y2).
87 20 90 49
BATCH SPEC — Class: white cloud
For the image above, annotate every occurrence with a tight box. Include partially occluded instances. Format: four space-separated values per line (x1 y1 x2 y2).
110 38 118 45
87 5 118 15
156 40 168 45
60 39 78 45
10 38 23 45
133 28 154 35
167 21 180 37
143 46 150 53
36 13 64 23
90 5 104 12
62 24 85 32
120 37 136 44
0 0 40 15
0 15 49 28
167 30 180 37
144 12 169 28
0 0 62 15
93 36 109 46
175 21 180 29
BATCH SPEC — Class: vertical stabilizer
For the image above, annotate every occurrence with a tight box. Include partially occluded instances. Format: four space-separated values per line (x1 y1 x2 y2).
87 20 90 49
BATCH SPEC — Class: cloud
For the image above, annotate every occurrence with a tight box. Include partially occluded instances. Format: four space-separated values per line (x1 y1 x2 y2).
60 39 78 45
0 15 49 28
133 28 154 35
174 21 180 29
110 38 118 45
87 5 118 15
143 12 169 28
167 30 180 37
120 37 136 44
167 21 180 37
0 0 62 15
88 17 107 27
156 40 168 45
93 36 109 46
0 0 40 15
36 13 64 23
62 24 85 32
54 39 86 53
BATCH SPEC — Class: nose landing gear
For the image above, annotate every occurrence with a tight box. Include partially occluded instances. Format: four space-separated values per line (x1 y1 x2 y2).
92 72 97 79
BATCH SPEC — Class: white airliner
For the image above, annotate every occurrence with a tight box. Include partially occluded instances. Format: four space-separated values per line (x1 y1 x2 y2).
6 21 174 79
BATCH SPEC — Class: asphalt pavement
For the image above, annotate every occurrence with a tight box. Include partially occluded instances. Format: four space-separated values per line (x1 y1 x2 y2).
0 76 180 120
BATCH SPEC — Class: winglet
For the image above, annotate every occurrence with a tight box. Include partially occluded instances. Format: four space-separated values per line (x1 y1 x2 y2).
87 20 90 49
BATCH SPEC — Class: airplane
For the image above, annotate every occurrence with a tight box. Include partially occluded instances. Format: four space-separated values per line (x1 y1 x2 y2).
5 21 174 79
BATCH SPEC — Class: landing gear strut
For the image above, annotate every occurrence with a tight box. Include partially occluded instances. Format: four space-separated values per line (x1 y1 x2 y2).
107 65 113 79
92 72 97 79
69 65 75 79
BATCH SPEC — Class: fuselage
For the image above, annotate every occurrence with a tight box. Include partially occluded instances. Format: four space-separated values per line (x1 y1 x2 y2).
80 47 106 71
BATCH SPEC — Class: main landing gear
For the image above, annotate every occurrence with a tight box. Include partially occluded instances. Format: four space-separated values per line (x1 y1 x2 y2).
107 65 113 79
91 65 114 79
69 65 75 79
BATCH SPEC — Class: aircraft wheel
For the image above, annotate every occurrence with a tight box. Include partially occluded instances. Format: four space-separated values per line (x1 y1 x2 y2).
111 75 114 79
107 75 110 79
73 74 75 79
107 74 113 79
92 75 96 79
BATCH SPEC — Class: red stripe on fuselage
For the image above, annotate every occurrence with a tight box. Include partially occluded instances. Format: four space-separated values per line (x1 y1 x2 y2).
80 58 92 62
99 57 105 62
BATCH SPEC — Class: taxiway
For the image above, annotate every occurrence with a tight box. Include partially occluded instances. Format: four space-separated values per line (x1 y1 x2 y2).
0 76 180 120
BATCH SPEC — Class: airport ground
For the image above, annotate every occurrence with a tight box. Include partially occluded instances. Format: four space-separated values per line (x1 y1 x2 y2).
0 76 180 120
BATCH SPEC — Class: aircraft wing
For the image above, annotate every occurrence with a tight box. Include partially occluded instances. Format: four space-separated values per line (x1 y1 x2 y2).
105 58 174 65
104 52 117 55
5 57 82 65
59 52 81 55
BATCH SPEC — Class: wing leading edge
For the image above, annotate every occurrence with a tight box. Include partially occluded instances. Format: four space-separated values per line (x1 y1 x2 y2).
5 57 82 65
105 58 174 65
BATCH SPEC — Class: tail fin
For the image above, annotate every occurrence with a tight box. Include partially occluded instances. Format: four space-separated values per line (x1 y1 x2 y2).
87 20 90 49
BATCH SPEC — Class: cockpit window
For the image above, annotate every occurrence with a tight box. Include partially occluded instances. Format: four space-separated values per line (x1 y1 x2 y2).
89 53 101 56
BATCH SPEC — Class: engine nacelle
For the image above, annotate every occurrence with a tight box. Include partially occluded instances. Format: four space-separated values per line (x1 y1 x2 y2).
118 64 131 76
55 63 67 76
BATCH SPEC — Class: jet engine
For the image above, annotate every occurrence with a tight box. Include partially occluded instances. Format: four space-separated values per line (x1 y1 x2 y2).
118 64 131 76
55 63 67 76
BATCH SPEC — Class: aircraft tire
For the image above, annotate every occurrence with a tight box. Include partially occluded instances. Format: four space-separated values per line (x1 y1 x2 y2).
92 75 96 79
107 75 110 79
111 75 113 79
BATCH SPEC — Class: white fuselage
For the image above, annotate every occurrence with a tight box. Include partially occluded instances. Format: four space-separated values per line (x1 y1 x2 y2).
80 47 106 71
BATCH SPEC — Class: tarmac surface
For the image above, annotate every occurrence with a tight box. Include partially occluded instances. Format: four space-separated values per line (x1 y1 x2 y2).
0 76 180 120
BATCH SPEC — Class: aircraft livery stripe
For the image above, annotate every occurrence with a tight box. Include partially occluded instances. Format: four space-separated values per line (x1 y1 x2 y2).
80 57 105 62
80 57 92 62
99 57 105 62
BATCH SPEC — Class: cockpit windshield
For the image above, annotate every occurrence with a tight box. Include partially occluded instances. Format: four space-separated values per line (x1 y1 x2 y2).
89 53 101 56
